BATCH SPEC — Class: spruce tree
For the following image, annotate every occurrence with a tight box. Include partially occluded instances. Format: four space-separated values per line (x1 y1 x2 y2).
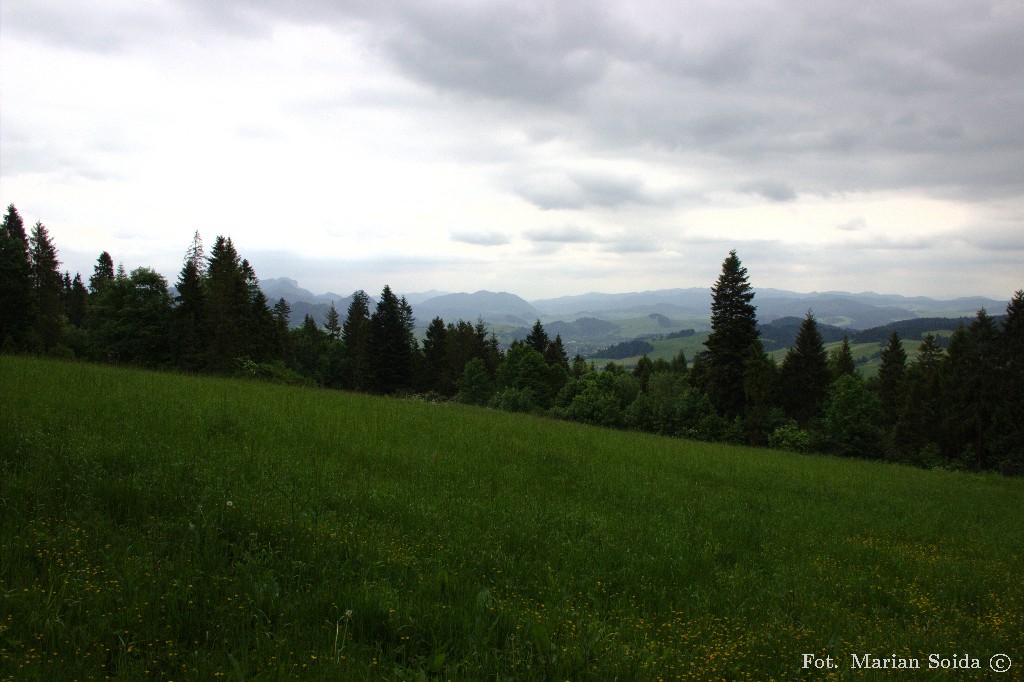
29 222 65 351
544 334 570 370
828 336 857 382
895 333 944 461
272 297 293 364
421 316 450 394
876 331 907 429
240 258 278 362
369 285 417 393
89 251 115 294
204 236 251 371
66 273 88 327
174 237 208 371
743 340 780 443
941 310 1001 469
292 314 328 382
779 311 830 425
702 250 760 419
324 303 341 341
0 205 33 346
992 292 1024 472
525 320 549 355
343 290 372 389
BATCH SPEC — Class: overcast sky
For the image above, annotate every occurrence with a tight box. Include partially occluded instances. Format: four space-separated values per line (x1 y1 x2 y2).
2 0 1022 301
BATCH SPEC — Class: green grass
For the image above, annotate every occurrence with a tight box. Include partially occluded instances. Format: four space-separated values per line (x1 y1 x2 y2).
590 333 709 368
2 356 1022 680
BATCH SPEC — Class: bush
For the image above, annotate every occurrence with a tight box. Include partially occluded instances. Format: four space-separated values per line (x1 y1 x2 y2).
768 421 813 453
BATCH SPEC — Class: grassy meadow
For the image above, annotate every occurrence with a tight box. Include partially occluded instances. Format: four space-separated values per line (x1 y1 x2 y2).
1 356 1022 680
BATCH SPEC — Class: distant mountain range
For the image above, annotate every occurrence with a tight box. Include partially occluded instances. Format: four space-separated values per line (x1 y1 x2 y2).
260 278 1006 351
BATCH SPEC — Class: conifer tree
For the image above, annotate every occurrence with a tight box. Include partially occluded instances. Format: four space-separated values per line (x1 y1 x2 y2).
420 316 450 393
291 314 328 382
473 318 502 374
525 320 550 355
369 285 417 393
29 221 65 351
205 236 251 371
743 340 780 443
941 311 1001 469
894 333 944 461
240 258 278 362
272 297 294 363
0 205 33 346
992 292 1024 472
323 303 341 341
174 237 208 371
779 311 830 425
342 290 372 389
701 250 760 418
876 331 907 429
544 334 570 370
828 336 857 382
89 251 115 294
65 273 88 327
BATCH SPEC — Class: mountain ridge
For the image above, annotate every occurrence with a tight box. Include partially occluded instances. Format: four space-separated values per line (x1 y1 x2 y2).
260 278 1008 341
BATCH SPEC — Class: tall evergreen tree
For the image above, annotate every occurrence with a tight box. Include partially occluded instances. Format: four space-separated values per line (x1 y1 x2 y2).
779 311 830 425
0 205 33 346
525 319 549 355
323 303 341 341
941 311 1001 469
240 258 279 362
876 331 907 430
204 236 251 371
292 314 329 382
701 250 760 419
272 297 294 364
544 334 570 370
743 340 780 443
29 222 65 351
89 251 115 294
420 316 450 394
894 333 944 462
474 318 502 374
828 336 857 382
65 273 88 327
342 290 372 390
369 285 417 393
992 292 1024 472
174 238 208 371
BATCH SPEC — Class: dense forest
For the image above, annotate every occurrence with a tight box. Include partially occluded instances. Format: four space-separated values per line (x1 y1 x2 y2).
2 204 1022 475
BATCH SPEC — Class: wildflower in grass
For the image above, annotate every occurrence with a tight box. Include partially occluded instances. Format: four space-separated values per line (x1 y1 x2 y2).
226 500 233 508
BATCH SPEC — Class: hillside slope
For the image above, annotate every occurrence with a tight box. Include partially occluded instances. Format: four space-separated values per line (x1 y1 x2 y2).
2 357 1021 679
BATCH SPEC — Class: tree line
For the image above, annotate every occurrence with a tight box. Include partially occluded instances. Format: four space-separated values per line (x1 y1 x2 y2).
2 205 1021 474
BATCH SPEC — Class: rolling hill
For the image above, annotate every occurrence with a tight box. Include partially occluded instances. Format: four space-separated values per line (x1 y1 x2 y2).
3 356 1021 679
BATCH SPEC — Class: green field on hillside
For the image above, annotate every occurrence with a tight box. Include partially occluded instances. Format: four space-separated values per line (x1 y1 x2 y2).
589 333 710 367
2 357 1021 680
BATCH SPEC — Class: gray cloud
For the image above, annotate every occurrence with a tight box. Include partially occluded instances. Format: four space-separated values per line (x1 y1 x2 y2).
512 171 656 210
6 0 1024 301
738 180 797 203
522 225 597 243
450 230 510 246
20 0 1023 200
